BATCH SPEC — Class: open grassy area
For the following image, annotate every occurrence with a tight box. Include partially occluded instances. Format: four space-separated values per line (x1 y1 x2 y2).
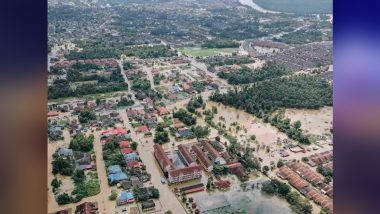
179 47 238 57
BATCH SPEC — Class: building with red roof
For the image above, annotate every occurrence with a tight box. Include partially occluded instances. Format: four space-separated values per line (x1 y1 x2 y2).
191 145 213 172
168 165 202 184
127 161 141 169
215 179 231 190
120 148 136 155
75 202 98 214
289 162 323 184
101 128 128 136
136 125 149 133
156 106 169 116
119 141 131 148
48 112 59 117
154 144 202 184
201 140 225 165
153 144 173 172
178 144 196 166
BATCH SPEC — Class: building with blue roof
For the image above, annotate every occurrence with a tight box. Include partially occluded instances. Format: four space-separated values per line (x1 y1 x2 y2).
123 152 139 163
107 165 122 174
108 172 128 184
117 192 135 206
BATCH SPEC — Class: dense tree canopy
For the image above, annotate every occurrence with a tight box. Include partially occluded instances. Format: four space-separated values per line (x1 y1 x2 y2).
217 62 290 85
78 109 96 124
173 109 197 126
210 75 332 115
69 134 94 152
201 39 239 48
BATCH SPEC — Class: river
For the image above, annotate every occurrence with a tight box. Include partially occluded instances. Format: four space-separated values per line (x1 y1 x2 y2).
238 0 281 14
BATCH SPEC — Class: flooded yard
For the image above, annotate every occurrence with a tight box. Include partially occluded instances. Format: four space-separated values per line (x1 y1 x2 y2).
191 176 293 214
284 107 332 140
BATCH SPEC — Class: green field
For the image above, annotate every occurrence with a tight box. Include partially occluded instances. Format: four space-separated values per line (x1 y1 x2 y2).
179 47 238 57
254 0 332 14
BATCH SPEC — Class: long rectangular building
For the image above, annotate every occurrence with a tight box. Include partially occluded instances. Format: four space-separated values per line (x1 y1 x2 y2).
154 144 202 184
168 165 202 184
178 144 196 166
192 145 213 172
153 144 173 172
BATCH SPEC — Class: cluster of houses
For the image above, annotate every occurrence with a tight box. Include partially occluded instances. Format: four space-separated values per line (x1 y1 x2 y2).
101 128 146 185
277 164 333 213
48 99 117 113
126 102 172 137
101 128 161 210
53 59 118 70
56 147 94 171
50 201 98 214
306 150 333 167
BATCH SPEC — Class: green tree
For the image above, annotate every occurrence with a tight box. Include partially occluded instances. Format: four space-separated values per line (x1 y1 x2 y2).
78 109 96 124
109 191 117 201
131 141 138 150
152 188 160 198
56 193 72 205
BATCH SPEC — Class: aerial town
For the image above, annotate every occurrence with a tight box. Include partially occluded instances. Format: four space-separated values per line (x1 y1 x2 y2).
48 0 333 214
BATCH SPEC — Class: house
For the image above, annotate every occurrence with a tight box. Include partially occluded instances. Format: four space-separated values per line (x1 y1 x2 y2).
227 162 248 180
141 200 155 211
178 144 196 167
153 144 173 172
123 152 139 162
108 172 128 184
168 165 202 184
117 192 135 206
75 202 98 214
49 209 72 214
289 162 323 184
277 167 309 191
119 141 131 149
101 128 128 136
156 106 169 116
146 119 158 129
181 82 191 91
307 150 333 167
56 147 73 158
191 145 213 172
121 180 133 190
107 165 122 174
127 161 141 169
126 110 138 119
176 128 194 138
120 148 136 155
170 84 183 93
74 152 92 170
136 186 155 201
136 125 149 133
131 176 144 188
173 120 185 129
48 112 59 117
214 179 231 190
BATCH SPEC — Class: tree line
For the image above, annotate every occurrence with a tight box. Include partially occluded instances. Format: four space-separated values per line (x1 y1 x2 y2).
217 62 290 85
